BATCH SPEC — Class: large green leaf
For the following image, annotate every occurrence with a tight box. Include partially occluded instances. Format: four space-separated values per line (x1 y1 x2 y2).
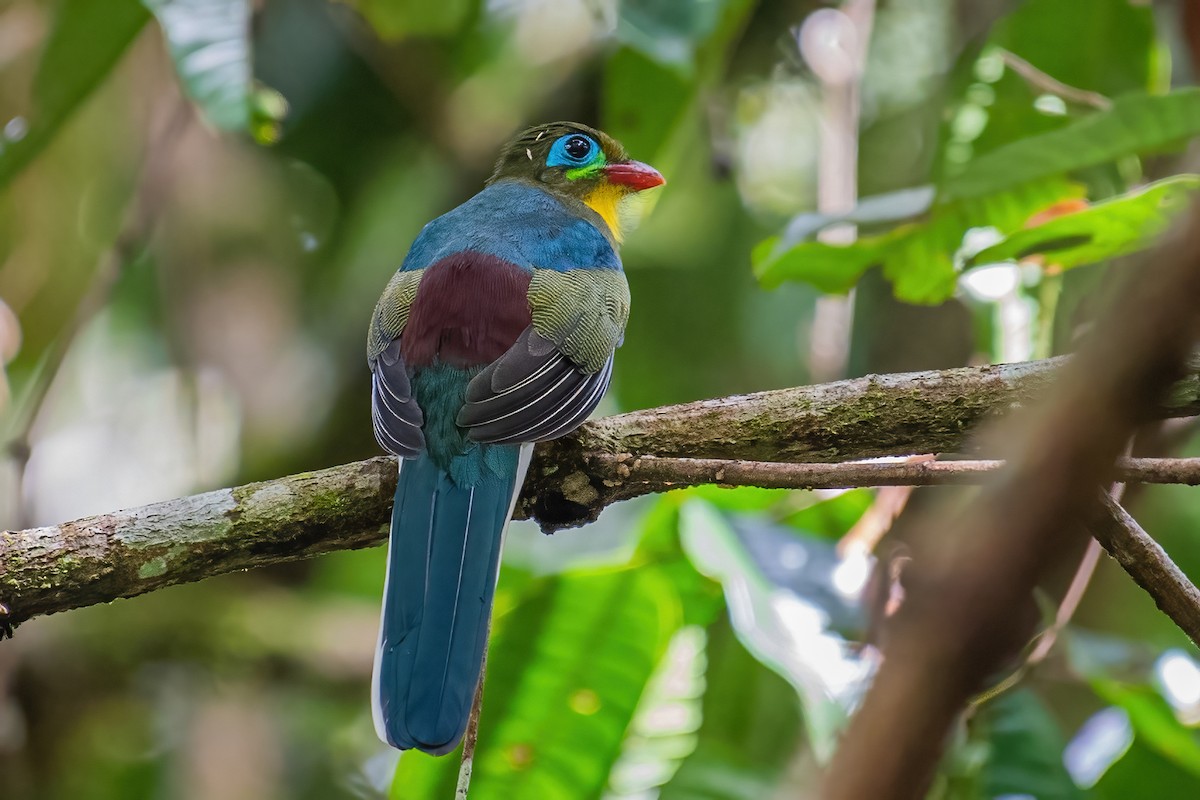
142 0 254 131
969 175 1200 270
1094 740 1200 800
754 178 1082 303
1091 679 1200 778
756 89 1200 303
0 0 149 189
390 565 682 800
606 625 708 797
943 89 1200 201
991 0 1159 96
679 500 864 761
659 618 802 800
603 0 754 165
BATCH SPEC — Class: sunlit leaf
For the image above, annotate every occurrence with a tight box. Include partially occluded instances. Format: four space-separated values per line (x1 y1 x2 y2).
142 0 254 131
680 500 865 761
0 0 149 189
606 626 707 798
968 175 1199 270
944 89 1200 201
754 178 1082 303
1091 679 1200 778
659 619 802 800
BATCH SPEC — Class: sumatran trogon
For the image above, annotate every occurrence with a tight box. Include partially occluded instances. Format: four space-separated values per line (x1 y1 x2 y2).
366 122 664 754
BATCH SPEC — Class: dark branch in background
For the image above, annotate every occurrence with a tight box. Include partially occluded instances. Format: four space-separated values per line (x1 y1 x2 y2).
821 201 1200 800
2 353 1200 625
1089 493 1200 648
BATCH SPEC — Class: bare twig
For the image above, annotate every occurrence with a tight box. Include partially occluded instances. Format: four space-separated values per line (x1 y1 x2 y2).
1088 493 1200 649
456 656 487 799
594 455 1200 495
999 49 1113 110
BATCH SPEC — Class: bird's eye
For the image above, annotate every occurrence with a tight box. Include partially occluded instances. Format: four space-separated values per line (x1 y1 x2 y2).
564 135 591 161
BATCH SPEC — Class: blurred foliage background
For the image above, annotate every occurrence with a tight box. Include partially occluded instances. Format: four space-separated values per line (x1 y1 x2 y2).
2 0 1200 798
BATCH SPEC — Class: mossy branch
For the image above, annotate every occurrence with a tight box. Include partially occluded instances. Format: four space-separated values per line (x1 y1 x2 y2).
3 355 1199 626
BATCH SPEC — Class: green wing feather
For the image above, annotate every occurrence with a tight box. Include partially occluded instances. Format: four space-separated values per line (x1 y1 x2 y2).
367 269 426 458
457 268 628 443
527 268 630 374
367 269 424 362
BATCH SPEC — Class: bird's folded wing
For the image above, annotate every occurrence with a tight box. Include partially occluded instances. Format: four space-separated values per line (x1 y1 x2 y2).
458 268 629 444
371 338 426 457
368 270 426 457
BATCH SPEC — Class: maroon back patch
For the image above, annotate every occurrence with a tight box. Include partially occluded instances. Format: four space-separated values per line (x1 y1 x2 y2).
401 252 533 368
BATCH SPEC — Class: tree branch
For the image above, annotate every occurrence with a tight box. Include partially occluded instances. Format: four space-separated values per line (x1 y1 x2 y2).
821 200 1200 799
519 354 1200 528
1089 493 1200 649
2 355 1200 627
596 455 1200 494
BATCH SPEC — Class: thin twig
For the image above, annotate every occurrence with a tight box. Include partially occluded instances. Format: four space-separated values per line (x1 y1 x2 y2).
456 655 487 799
999 49 1113 110
600 454 1200 493
1088 494 1200 649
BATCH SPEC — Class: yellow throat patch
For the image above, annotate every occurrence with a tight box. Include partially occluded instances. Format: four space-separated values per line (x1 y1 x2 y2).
583 183 625 243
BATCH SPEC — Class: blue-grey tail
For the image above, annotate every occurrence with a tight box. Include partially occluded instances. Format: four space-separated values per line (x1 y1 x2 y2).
371 448 527 755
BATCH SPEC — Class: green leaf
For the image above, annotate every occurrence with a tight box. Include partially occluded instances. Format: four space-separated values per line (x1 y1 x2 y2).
969 175 1200 270
991 0 1159 96
603 47 693 164
754 178 1082 303
0 0 149 189
782 488 874 542
659 618 802 800
617 0 725 71
349 0 478 39
1091 679 1200 778
944 89 1200 201
679 500 857 761
606 625 707 797
142 0 254 131
392 565 682 800
1094 739 1200 800
603 0 754 164
978 690 1085 799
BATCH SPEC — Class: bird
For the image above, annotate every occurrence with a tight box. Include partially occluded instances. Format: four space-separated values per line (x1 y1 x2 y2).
366 122 664 755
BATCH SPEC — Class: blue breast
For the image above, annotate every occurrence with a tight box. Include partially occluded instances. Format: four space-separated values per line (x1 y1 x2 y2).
399 181 621 273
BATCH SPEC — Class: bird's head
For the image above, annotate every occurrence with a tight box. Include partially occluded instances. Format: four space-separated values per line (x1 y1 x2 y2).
488 121 665 242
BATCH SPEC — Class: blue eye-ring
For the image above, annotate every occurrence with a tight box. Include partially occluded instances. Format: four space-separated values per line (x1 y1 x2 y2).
547 134 599 168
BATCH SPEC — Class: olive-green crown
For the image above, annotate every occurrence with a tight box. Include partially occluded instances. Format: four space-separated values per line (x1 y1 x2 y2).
488 121 627 199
